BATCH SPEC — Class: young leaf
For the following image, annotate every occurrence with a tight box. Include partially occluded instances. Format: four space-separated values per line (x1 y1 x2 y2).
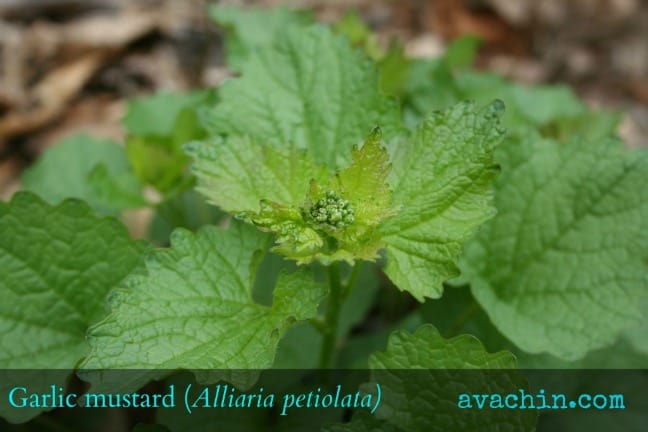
333 127 395 227
81 221 326 389
186 135 328 212
461 132 648 359
381 101 505 300
0 192 146 421
203 24 401 167
21 134 144 214
209 5 314 72
189 126 396 265
240 129 396 264
245 200 325 264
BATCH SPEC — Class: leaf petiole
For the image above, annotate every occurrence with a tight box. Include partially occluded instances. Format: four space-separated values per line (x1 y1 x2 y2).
342 261 362 299
319 262 343 368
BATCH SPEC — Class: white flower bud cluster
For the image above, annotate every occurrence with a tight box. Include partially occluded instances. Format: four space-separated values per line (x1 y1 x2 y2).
309 190 355 229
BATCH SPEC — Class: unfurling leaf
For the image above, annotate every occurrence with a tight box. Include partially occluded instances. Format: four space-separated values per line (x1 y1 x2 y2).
244 128 397 265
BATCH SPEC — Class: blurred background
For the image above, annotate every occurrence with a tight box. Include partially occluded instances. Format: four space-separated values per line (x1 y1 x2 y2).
1 0 647 203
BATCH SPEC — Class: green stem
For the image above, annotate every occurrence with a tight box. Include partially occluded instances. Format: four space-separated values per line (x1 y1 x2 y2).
343 261 362 299
319 262 343 368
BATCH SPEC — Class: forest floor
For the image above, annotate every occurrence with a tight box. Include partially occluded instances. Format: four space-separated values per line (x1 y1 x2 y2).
1 0 647 201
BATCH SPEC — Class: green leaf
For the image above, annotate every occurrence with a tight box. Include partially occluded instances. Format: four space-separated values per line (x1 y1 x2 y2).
516 338 648 369
203 24 401 167
0 192 145 421
369 326 535 431
443 35 481 70
454 72 615 139
123 91 211 137
370 325 515 369
334 10 382 60
248 251 324 369
0 192 146 367
247 200 325 264
209 5 314 72
87 163 148 209
187 136 328 213
124 91 212 193
81 221 326 388
461 131 648 359
402 59 460 125
505 83 586 127
381 101 505 300
189 127 395 265
326 325 536 431
266 261 381 369
333 11 410 96
378 39 411 96
547 108 621 142
402 63 618 141
236 129 396 265
333 128 396 228
459 73 583 128
21 134 143 214
624 297 648 356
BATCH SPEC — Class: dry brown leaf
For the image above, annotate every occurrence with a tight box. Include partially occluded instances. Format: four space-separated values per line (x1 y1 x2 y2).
0 21 26 107
0 8 162 141
59 11 161 51
0 50 108 140
35 97 126 151
426 0 529 55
